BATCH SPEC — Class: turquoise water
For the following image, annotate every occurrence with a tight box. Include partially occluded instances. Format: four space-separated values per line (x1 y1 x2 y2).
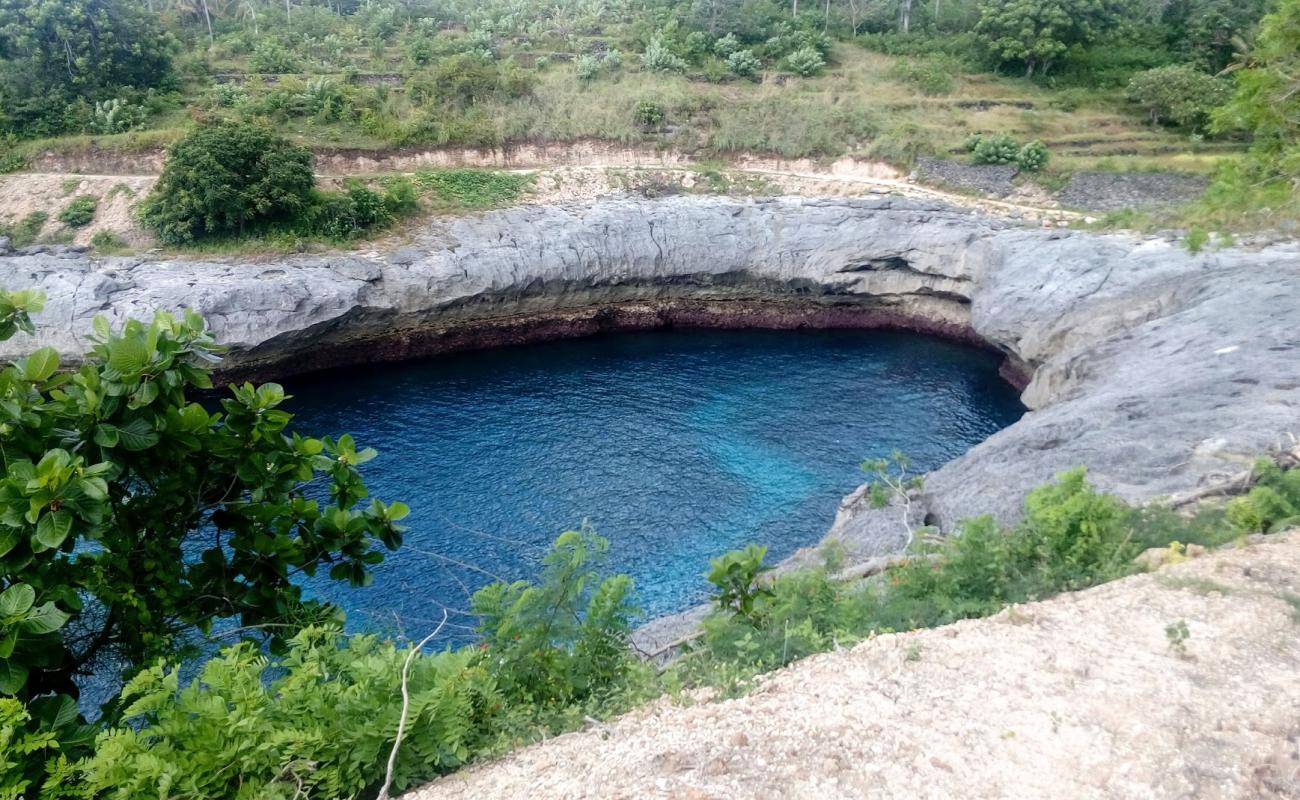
284 329 1023 640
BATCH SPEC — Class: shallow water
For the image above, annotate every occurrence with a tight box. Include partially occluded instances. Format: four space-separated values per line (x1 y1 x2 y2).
284 329 1024 640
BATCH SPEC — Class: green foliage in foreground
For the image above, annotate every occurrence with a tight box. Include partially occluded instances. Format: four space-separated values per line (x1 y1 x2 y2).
27 528 645 799
676 465 1263 692
0 292 411 797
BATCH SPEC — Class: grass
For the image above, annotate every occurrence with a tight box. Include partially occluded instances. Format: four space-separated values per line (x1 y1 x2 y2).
0 211 48 247
407 168 534 210
9 46 1239 177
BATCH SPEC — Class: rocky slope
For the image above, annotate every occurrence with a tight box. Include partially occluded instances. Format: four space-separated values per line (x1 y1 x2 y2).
1 195 1297 564
411 532 1300 800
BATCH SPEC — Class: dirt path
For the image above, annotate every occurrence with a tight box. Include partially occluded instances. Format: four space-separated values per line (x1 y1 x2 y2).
410 533 1300 800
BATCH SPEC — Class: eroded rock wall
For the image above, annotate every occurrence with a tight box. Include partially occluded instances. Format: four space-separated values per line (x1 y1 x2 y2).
2 195 1297 564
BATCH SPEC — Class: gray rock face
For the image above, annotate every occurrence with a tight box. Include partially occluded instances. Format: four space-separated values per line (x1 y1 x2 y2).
1 195 1297 567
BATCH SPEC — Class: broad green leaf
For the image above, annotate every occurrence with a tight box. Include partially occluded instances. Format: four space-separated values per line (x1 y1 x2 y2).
0 583 35 618
21 347 59 382
117 418 160 451
0 658 28 694
0 528 19 558
0 628 16 659
107 337 149 375
33 510 73 551
21 602 70 635
93 424 119 448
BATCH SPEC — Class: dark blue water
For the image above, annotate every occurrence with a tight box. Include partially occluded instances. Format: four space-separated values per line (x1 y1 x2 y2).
284 329 1022 641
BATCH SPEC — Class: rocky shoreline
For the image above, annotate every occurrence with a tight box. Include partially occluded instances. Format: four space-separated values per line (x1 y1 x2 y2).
2 194 1297 579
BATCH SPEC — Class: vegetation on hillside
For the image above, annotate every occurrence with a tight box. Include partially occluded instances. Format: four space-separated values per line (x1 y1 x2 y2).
0 0 1294 239
0 292 1295 797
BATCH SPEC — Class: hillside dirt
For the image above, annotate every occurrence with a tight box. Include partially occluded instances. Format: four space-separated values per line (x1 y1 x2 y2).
0 147 1082 251
410 532 1300 800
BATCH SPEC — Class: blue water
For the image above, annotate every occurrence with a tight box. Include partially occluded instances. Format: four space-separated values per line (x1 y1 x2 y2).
283 329 1023 641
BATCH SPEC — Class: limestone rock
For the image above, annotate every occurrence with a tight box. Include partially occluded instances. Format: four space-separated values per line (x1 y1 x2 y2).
0 195 1297 566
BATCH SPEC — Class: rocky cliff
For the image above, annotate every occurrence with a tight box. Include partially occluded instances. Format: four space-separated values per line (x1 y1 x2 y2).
2 195 1297 561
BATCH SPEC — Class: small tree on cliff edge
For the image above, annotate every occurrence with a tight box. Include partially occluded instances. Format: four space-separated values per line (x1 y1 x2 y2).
139 121 315 244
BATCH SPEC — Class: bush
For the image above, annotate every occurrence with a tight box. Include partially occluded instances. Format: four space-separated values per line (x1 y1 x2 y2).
75 628 503 797
784 46 826 77
298 182 393 240
888 56 958 95
714 33 742 58
1226 459 1300 533
89 229 128 254
139 122 315 244
575 54 601 81
248 39 299 73
1127 64 1232 130
634 99 666 128
1017 140 1049 171
473 528 639 708
641 36 688 73
0 211 47 247
706 544 773 622
57 195 96 227
89 98 145 134
970 133 1020 165
726 49 762 79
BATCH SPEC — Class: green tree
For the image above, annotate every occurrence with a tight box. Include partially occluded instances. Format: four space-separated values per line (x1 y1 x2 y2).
0 289 408 791
0 0 174 137
1127 64 1231 129
975 0 1129 76
139 122 315 244
1214 0 1300 179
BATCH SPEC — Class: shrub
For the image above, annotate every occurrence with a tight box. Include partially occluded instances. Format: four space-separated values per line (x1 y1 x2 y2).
74 628 502 797
971 133 1020 165
641 36 688 73
473 528 639 708
726 49 762 78
57 195 96 227
706 544 774 622
1127 64 1231 130
603 48 624 70
1017 140 1049 171
0 296 410 793
248 39 299 73
139 122 315 244
575 54 601 81
89 98 145 134
89 229 128 254
0 211 47 247
634 99 666 128
298 182 393 240
888 57 957 95
381 176 421 215
714 33 742 59
784 46 826 77
1226 459 1300 533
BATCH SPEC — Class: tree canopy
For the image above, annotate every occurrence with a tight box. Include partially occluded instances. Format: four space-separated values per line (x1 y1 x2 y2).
974 0 1129 76
0 0 174 135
